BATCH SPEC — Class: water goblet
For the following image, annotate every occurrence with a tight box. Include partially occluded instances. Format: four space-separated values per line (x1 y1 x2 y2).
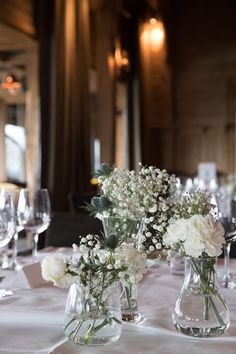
0 190 15 298
10 221 24 271
219 216 236 288
5 189 25 271
17 188 51 262
216 186 236 288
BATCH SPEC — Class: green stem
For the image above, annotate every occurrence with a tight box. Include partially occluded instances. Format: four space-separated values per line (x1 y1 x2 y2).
64 316 77 332
208 296 225 327
66 317 86 342
91 318 112 333
204 296 209 320
112 316 122 325
189 257 226 326
124 285 131 308
84 318 97 345
83 273 114 344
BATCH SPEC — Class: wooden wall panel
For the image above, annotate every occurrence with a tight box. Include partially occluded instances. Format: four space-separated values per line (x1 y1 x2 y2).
173 127 234 176
0 0 35 37
140 0 236 176
175 73 227 126
145 128 173 171
172 0 236 175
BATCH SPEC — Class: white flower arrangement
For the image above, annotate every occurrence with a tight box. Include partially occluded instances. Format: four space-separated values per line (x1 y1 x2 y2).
162 189 225 258
41 233 146 344
42 234 147 295
162 190 227 330
89 163 178 254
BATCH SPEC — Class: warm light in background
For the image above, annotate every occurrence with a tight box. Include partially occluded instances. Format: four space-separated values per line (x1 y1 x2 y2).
108 54 115 76
114 39 130 76
149 17 157 25
90 177 98 186
150 25 165 44
140 18 165 49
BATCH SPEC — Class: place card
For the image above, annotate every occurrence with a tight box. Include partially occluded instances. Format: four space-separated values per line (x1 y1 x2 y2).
22 262 49 288
198 162 216 183
11 262 50 289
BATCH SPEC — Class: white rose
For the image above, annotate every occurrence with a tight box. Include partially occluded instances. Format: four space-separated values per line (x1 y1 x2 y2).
41 254 74 288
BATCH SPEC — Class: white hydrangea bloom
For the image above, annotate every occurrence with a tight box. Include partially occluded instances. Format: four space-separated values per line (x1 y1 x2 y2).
163 214 225 258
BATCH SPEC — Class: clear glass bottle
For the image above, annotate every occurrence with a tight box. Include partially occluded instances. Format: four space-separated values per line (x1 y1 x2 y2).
64 282 122 345
172 256 230 337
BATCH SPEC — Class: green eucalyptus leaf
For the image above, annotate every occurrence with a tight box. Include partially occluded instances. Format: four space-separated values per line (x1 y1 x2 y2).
85 196 112 215
94 163 114 177
105 234 120 250
99 196 112 208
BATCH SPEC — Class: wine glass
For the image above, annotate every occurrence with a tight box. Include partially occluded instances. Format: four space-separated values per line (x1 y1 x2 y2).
216 187 236 288
7 189 24 271
0 190 15 298
17 189 51 262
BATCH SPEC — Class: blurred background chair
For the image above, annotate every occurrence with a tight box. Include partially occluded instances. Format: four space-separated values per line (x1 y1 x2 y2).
45 211 103 247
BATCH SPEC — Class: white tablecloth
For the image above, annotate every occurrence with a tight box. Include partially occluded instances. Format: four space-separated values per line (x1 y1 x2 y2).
0 250 236 354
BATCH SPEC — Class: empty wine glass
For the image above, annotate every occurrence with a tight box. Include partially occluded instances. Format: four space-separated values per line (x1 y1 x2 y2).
17 189 51 262
0 190 15 298
7 189 24 271
216 186 236 288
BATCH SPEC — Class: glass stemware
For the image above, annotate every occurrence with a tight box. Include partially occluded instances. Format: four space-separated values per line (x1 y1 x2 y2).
17 189 51 262
5 189 24 271
219 216 236 288
10 221 24 271
216 187 236 288
0 190 15 298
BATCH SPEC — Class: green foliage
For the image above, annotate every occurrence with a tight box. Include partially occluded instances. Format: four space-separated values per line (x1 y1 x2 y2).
94 163 114 178
85 195 112 215
101 233 121 250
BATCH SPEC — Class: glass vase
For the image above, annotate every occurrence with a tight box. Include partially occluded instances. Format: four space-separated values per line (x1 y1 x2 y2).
102 214 143 245
170 252 185 275
120 282 142 323
172 256 230 337
64 282 122 345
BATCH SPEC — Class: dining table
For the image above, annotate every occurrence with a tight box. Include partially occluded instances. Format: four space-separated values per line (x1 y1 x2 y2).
0 248 236 354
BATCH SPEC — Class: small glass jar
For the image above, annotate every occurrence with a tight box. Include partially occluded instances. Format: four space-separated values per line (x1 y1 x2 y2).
64 282 122 345
120 282 142 323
